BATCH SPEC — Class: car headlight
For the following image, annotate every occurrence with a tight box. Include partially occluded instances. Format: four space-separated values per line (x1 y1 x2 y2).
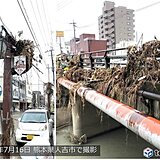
40 125 47 131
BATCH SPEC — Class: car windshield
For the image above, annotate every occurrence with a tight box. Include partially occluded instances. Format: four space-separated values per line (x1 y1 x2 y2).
20 112 47 123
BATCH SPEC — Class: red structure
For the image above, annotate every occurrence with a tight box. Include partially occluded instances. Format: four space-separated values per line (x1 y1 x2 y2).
70 33 107 55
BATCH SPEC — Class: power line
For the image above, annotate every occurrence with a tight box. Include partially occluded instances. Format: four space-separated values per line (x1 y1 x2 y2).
19 0 39 44
113 1 160 21
29 0 47 46
32 66 44 83
135 1 160 12
28 0 48 67
56 0 72 11
58 1 160 34
17 0 43 58
17 0 48 72
41 0 51 41
35 0 49 46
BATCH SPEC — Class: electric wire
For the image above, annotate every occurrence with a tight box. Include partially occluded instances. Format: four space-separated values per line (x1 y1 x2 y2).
17 0 43 58
17 0 35 40
41 0 51 42
20 0 39 44
32 66 45 84
35 0 49 46
41 0 55 70
56 0 72 11
135 1 160 12
17 0 48 70
111 1 160 22
29 0 48 67
29 0 47 47
57 1 160 34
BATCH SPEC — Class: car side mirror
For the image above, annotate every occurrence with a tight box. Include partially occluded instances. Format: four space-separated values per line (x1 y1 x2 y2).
49 119 53 123
18 118 21 121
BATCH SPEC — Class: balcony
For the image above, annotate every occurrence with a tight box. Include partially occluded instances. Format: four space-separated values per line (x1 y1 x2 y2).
104 11 114 18
107 28 114 34
107 23 114 29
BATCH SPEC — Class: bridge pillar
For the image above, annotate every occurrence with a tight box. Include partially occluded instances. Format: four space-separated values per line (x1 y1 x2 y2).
71 93 121 140
72 94 83 138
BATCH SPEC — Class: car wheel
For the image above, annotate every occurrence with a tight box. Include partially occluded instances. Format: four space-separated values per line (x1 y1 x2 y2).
16 141 24 147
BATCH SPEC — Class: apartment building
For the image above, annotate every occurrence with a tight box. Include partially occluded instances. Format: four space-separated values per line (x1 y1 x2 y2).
98 1 135 49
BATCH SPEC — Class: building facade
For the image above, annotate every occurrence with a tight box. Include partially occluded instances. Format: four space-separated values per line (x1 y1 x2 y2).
70 33 107 55
98 1 135 49
0 75 33 111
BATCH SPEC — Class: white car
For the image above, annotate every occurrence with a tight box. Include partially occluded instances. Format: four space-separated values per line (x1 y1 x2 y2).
16 109 53 144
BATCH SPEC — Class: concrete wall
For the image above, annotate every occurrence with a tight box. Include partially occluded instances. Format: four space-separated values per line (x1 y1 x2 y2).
56 86 121 139
72 94 121 138
56 107 72 128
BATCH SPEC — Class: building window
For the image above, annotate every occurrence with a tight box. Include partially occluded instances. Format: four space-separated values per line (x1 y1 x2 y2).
127 11 130 15
127 16 130 20
128 28 131 31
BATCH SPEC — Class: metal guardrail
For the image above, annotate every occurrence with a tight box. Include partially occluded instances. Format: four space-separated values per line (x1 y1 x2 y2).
79 47 128 69
79 48 160 69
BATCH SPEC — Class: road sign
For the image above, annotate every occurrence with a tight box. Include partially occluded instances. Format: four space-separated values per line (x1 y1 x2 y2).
56 31 64 37
14 56 26 75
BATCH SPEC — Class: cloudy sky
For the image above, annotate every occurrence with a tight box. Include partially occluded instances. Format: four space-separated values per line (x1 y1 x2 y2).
0 0 160 92
56 0 160 41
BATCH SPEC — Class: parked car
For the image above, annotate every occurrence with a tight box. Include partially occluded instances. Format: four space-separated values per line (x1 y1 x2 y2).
16 109 53 144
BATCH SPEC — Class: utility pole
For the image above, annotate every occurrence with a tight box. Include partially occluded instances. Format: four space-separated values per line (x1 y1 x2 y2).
45 49 54 113
47 64 50 82
70 20 77 54
45 82 53 113
1 26 14 158
45 49 55 84
59 37 63 54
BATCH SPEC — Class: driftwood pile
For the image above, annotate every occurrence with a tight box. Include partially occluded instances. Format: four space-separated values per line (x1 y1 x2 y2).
60 40 160 106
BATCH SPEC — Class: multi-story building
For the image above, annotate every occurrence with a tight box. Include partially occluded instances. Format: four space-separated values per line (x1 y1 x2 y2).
70 33 107 55
98 1 135 49
0 75 33 111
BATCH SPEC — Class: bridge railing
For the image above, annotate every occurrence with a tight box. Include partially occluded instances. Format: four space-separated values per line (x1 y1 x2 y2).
79 47 128 69
58 77 160 149
79 48 160 69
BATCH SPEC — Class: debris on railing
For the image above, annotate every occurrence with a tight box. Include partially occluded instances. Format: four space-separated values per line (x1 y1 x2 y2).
57 40 160 117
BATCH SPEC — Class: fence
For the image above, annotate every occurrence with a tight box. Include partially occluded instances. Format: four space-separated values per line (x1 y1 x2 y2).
79 47 127 69
79 47 160 69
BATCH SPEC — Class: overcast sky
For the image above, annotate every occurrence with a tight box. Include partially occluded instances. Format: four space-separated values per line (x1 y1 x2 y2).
56 0 160 42
0 0 160 92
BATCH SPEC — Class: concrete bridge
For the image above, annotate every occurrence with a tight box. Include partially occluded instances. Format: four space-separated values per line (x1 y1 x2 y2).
57 77 160 149
56 42 160 150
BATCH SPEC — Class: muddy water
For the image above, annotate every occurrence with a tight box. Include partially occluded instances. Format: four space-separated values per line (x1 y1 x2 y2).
56 126 156 159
